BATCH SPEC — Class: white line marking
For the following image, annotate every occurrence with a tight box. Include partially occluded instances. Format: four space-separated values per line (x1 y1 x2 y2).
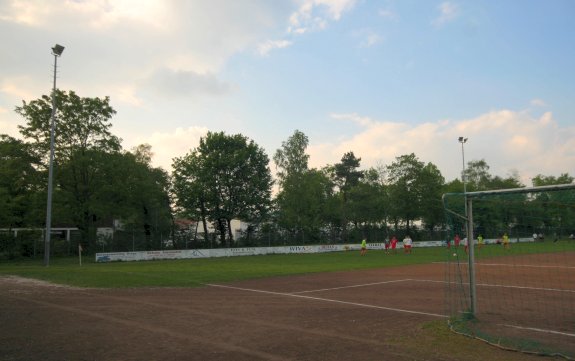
478 263 575 269
410 278 575 293
502 324 575 337
290 279 413 294
433 261 575 270
206 283 447 319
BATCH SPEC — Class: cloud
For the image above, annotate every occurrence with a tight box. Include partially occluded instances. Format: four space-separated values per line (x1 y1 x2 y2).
129 126 210 171
378 8 399 21
432 1 459 27
530 98 547 107
308 110 575 185
358 30 383 48
288 0 357 34
146 68 234 98
257 40 294 56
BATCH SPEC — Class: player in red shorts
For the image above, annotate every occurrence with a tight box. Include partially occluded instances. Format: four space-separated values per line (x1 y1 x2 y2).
403 235 413 254
390 235 398 254
384 236 390 254
454 234 461 248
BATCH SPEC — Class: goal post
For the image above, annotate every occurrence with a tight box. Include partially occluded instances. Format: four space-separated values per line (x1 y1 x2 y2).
443 183 575 358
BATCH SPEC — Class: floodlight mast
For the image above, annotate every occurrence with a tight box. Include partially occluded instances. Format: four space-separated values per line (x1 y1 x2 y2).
44 44 64 267
458 136 468 216
458 136 476 315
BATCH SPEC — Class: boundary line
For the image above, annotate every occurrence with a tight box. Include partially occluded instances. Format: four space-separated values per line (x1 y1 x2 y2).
289 279 412 294
206 283 447 319
410 278 575 293
289 278 575 295
478 263 575 270
502 324 575 338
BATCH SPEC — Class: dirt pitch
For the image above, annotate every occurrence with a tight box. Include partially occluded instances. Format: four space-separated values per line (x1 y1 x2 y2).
0 262 568 361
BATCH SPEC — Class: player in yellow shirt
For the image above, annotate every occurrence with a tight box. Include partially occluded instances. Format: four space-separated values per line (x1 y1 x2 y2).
502 233 510 250
360 239 367 256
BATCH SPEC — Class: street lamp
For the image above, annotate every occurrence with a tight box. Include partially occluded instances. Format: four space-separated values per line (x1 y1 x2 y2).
44 44 65 267
458 136 468 229
458 136 468 195
459 135 476 315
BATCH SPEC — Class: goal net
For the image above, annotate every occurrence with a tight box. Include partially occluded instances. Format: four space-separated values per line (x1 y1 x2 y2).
443 184 575 359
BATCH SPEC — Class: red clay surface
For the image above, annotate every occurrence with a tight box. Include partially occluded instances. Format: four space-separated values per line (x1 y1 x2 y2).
1 259 573 361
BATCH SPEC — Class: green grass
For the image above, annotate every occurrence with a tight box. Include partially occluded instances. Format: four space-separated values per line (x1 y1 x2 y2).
0 247 446 288
0 240 572 288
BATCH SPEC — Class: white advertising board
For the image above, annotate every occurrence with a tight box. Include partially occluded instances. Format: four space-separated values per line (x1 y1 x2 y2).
95 238 534 262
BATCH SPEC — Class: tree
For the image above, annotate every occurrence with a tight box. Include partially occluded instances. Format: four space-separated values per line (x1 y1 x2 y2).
418 163 445 232
131 143 154 165
273 131 332 242
273 130 309 187
331 152 363 242
16 90 121 166
464 159 492 191
0 135 43 228
275 169 333 242
172 132 273 246
12 90 177 251
172 150 210 244
385 153 423 234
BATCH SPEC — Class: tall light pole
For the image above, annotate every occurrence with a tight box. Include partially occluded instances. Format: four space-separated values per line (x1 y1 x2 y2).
458 136 468 196
458 136 476 315
44 44 65 267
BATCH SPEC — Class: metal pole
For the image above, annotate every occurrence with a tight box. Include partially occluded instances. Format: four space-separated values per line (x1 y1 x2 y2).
460 138 467 215
44 52 59 267
467 197 476 316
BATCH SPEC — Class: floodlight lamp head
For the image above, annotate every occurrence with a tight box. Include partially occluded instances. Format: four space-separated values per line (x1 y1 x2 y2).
458 136 468 143
52 44 65 56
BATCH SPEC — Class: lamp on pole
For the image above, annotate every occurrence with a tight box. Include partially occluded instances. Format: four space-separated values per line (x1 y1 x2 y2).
458 136 468 238
44 44 65 267
458 136 468 195
459 136 476 315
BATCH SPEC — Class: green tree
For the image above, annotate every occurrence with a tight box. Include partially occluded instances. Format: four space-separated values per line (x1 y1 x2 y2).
464 159 492 191
273 130 309 186
16 90 121 165
385 153 423 234
172 132 273 246
276 169 333 242
332 152 363 242
418 163 445 233
0 135 43 228
172 149 210 245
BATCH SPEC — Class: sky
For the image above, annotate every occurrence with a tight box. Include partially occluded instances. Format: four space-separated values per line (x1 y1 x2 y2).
1 0 574 185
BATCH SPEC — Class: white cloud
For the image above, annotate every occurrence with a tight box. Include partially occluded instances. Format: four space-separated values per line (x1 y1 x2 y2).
308 110 575 185
432 1 460 27
288 0 357 34
146 68 234 98
530 98 547 107
257 40 294 56
129 126 209 171
359 31 383 48
378 8 399 21
0 116 20 138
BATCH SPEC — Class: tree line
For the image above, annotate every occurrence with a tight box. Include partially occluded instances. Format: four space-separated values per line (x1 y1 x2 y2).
1 91 573 258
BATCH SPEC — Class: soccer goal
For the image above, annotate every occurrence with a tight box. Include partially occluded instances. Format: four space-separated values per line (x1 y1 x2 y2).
443 184 575 359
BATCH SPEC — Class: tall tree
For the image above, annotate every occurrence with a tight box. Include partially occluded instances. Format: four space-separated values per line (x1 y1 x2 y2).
332 152 363 242
0 135 43 228
464 159 492 191
172 150 210 243
273 130 309 187
15 90 122 247
16 89 121 165
172 132 273 246
273 130 329 241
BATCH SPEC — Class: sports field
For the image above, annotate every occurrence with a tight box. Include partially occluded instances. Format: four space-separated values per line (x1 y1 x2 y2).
1 244 573 360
